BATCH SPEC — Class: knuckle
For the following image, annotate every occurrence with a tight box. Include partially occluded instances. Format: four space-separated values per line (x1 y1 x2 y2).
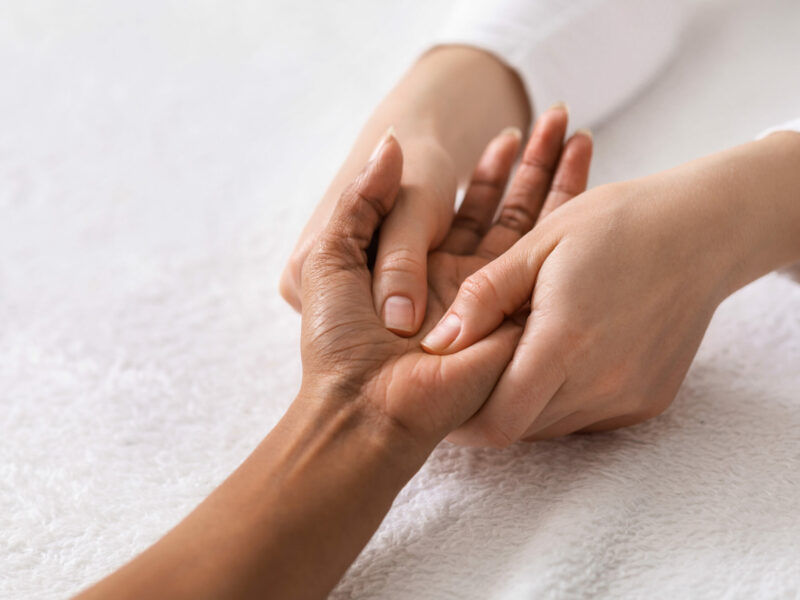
353 190 389 236
451 210 487 236
447 414 518 449
377 247 424 277
497 202 537 232
335 182 391 247
459 270 500 309
634 395 670 421
306 233 361 275
470 177 505 197
548 181 582 198
476 418 517 448
344 179 388 219
519 154 553 176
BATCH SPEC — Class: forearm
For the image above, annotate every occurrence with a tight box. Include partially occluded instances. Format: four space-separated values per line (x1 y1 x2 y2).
76 394 430 600
701 132 800 295
642 131 800 301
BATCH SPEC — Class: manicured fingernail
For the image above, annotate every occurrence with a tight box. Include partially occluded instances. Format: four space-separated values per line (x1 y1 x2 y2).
499 126 523 141
383 295 415 334
575 128 593 140
421 313 462 353
369 126 396 161
547 101 569 115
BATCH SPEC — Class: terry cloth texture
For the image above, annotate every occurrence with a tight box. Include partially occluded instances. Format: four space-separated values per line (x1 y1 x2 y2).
1 0 799 598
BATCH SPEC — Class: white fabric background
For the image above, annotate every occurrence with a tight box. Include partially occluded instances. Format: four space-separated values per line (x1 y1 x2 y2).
1 1 799 598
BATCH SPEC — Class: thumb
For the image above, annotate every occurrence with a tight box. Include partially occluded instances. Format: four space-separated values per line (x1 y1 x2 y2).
300 130 403 308
372 142 456 336
421 232 555 355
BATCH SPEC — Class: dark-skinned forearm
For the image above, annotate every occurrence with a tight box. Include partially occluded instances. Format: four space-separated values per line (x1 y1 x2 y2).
75 394 432 600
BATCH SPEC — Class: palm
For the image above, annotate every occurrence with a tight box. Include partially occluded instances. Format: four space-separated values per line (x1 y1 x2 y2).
367 252 509 441
301 107 592 444
425 253 487 325
378 116 593 440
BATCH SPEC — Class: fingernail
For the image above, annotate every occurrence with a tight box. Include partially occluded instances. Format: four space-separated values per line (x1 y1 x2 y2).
421 313 462 353
575 128 593 140
499 126 523 141
369 126 396 161
383 295 415 334
547 101 569 115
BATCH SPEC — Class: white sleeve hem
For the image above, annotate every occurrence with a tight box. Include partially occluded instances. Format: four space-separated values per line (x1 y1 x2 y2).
757 118 800 139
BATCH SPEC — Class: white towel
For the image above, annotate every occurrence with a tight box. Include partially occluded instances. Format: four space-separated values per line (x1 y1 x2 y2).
1 1 798 598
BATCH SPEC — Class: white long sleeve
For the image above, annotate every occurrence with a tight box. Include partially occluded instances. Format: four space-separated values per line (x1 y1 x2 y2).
759 118 800 138
436 0 691 128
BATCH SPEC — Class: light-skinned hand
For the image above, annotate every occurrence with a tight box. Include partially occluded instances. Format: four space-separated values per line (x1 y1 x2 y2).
422 131 800 445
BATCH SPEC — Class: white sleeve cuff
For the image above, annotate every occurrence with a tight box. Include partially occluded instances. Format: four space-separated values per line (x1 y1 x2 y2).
757 118 800 138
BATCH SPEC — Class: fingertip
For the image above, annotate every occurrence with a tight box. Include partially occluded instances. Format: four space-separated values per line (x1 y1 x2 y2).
314 129 408 282
377 128 403 168
378 277 427 336
493 127 523 156
382 295 417 336
499 126 523 142
520 101 569 163
359 128 404 199
546 101 570 115
538 101 570 130
567 129 594 158
476 127 524 177
420 313 463 354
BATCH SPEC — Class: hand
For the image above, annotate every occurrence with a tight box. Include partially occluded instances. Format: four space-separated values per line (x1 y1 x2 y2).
299 132 515 447
423 106 592 345
422 145 791 445
281 46 531 337
287 135 457 338
300 106 592 446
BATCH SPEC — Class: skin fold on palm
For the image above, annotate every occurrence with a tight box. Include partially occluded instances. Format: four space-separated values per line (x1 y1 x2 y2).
299 105 593 448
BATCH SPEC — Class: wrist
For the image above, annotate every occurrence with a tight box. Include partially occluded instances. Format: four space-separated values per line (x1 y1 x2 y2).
638 132 800 305
713 132 800 295
390 45 530 146
287 384 434 479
